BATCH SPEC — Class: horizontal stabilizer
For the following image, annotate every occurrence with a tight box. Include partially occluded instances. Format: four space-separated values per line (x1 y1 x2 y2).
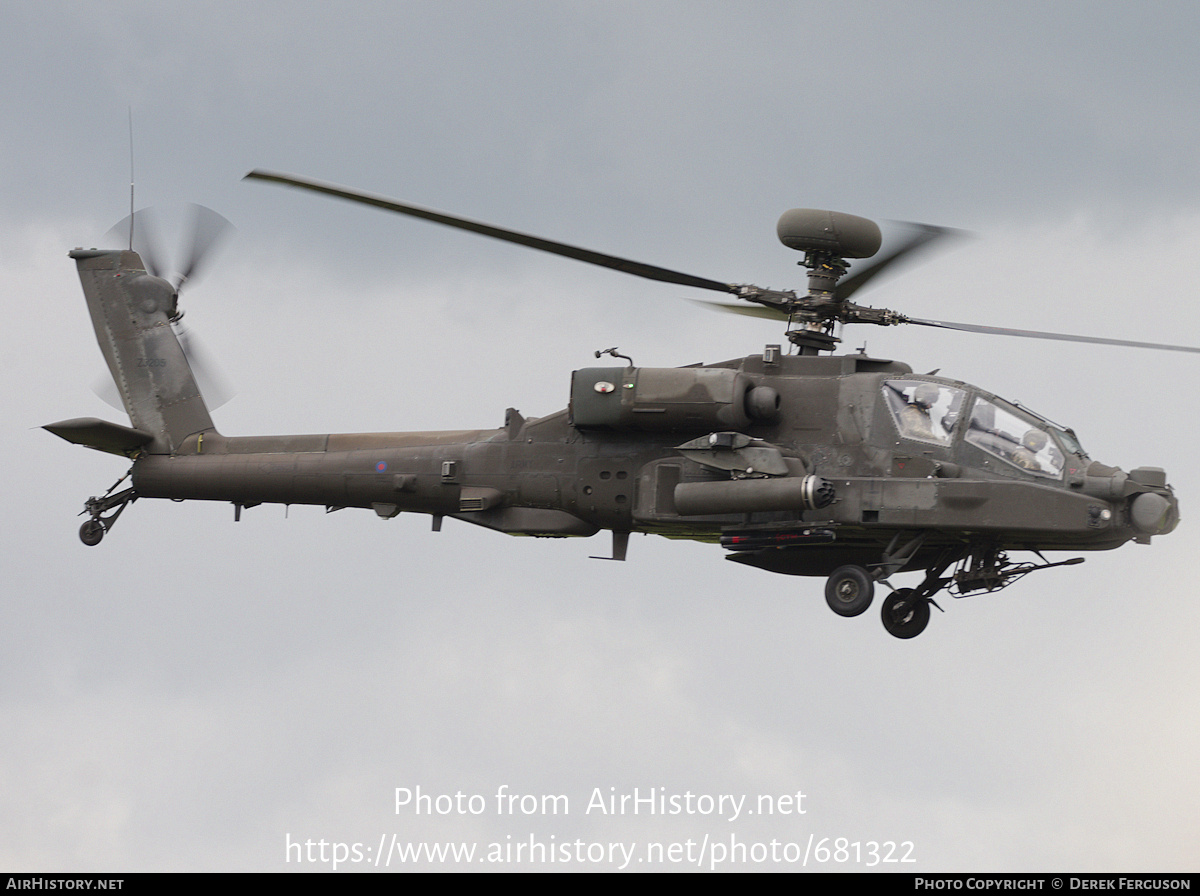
43 417 154 456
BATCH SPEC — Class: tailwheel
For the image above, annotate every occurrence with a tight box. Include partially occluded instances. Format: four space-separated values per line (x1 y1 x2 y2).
77 477 137 547
881 588 930 639
825 564 875 617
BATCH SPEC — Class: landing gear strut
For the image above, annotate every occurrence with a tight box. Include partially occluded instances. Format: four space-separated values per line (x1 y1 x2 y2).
77 471 137 546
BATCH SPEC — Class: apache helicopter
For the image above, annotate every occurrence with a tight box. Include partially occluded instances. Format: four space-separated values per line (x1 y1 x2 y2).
46 171 1190 638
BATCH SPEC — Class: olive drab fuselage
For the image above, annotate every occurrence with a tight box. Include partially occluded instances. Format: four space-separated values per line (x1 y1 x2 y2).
127 348 1177 575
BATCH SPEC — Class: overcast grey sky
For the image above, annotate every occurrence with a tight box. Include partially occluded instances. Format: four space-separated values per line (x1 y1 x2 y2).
2 0 1198 872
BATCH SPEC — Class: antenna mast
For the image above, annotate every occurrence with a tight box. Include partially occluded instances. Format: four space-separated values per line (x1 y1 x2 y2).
128 108 135 251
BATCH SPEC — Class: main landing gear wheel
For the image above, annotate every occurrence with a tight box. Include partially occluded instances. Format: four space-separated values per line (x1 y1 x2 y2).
881 588 930 639
825 564 875 617
79 519 105 546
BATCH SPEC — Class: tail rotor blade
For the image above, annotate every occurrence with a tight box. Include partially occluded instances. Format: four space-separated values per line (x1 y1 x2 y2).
175 325 235 409
91 373 124 412
97 204 237 411
176 203 233 287
103 205 232 287
103 207 166 278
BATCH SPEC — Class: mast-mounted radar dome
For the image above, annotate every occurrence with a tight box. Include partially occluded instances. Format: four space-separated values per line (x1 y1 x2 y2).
776 209 882 259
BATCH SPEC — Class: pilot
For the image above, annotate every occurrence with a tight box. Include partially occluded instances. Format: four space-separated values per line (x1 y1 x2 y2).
900 383 941 441
1011 429 1048 471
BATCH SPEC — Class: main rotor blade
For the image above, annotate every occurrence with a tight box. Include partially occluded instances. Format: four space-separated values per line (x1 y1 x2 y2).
836 222 964 301
909 317 1200 354
691 300 789 321
245 169 737 294
696 301 1200 354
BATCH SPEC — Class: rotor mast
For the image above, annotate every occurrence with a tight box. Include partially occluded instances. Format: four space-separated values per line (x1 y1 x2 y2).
760 209 886 354
789 249 852 355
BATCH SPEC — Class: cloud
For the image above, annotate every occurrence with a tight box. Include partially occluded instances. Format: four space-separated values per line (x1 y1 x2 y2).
4 1 1200 872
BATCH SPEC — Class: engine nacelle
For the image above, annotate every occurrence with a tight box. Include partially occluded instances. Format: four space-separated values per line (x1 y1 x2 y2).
570 367 777 432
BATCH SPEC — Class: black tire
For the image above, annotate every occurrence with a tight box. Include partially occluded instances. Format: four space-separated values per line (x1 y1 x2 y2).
79 519 105 546
881 588 930 639
825 565 875 617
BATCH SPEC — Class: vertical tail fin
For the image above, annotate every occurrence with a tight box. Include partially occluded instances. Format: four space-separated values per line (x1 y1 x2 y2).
72 248 215 454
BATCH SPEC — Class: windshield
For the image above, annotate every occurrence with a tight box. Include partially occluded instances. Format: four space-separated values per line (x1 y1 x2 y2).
1049 425 1086 459
966 397 1065 478
1010 400 1088 459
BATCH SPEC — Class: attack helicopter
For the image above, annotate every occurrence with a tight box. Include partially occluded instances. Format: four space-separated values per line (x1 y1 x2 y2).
46 171 1190 638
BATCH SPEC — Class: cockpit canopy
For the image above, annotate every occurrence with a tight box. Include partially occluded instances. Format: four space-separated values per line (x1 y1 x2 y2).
882 378 1083 479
